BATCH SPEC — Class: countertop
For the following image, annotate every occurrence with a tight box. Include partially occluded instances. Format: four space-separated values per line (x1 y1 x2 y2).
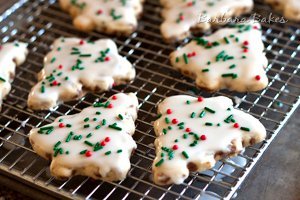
0 1 299 200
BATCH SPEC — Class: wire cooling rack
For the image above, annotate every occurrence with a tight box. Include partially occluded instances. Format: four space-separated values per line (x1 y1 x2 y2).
0 0 299 199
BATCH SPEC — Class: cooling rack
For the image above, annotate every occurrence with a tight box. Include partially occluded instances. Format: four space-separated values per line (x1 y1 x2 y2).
0 0 299 199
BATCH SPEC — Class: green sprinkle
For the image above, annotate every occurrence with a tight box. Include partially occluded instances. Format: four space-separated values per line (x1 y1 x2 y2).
66 124 72 128
155 159 164 167
202 68 209 72
222 73 238 79
117 149 123 153
190 112 196 118
50 57 56 63
174 139 178 143
178 122 184 126
84 124 90 128
86 133 92 138
41 85 45 93
163 129 167 135
84 140 94 147
118 114 124 120
205 122 213 126
54 141 61 148
79 54 92 57
229 64 236 69
183 53 188 64
57 47 61 51
182 151 189 159
224 115 233 123
183 134 188 139
96 111 101 115
186 100 191 105
108 123 122 131
240 127 250 132
80 150 87 154
105 151 112 155
224 37 230 44
73 135 82 140
65 132 73 142
95 125 101 130
0 77 6 82
93 143 103 152
207 61 211 65
102 119 106 125
204 107 216 114
199 110 206 118
84 117 89 122
165 117 170 124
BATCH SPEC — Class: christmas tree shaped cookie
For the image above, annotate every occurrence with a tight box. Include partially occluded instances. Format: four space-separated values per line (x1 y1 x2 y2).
29 93 138 181
170 21 268 92
152 95 266 185
27 38 135 110
59 0 144 35
265 0 300 21
0 42 28 110
160 0 253 42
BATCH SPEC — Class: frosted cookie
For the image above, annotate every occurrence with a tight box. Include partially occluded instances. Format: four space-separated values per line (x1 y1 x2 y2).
27 38 135 110
160 0 253 42
152 95 266 185
59 0 144 35
170 21 268 92
29 93 138 181
265 0 300 21
0 42 28 109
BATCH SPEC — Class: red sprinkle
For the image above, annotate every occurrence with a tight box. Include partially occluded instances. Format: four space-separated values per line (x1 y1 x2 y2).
172 119 178 124
105 57 110 61
167 109 172 114
200 135 207 140
185 128 191 132
180 15 184 21
58 65 63 69
79 40 84 45
187 2 193 6
243 41 249 46
172 145 179 150
243 48 248 53
233 123 240 128
253 26 258 30
255 75 261 81
85 151 92 157
105 137 110 142
107 104 113 108
198 96 204 102
112 95 117 100
52 80 58 86
58 123 65 128
100 141 106 146
112 82 116 87
97 9 103 15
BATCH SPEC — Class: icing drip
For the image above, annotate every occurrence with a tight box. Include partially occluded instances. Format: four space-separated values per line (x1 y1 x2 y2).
160 0 253 41
27 38 135 110
152 95 266 185
0 42 28 108
29 93 138 181
170 21 268 92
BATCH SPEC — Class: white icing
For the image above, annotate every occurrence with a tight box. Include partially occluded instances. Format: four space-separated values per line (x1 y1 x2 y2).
27 38 135 110
0 42 28 108
160 0 253 41
59 0 143 33
29 93 138 181
265 0 300 21
152 95 266 185
170 21 268 92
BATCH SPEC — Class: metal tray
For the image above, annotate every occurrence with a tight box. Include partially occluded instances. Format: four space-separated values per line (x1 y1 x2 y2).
0 0 299 199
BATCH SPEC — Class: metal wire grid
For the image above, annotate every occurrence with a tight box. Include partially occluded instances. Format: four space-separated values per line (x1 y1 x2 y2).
0 0 299 199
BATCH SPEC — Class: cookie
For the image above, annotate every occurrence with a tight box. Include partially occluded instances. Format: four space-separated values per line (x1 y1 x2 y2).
152 95 266 185
29 93 138 181
59 0 144 35
160 0 253 42
27 38 135 110
170 21 268 92
265 0 300 21
0 42 28 109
